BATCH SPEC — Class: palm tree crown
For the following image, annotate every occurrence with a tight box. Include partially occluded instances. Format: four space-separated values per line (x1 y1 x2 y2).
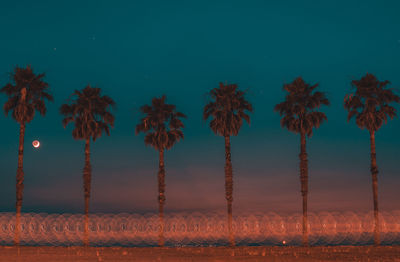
203 82 252 136
274 77 329 136
136 95 186 150
1 65 53 122
344 73 399 131
60 85 115 140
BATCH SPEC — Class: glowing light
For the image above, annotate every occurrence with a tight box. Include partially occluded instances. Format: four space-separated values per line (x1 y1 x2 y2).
32 140 40 148
282 240 286 245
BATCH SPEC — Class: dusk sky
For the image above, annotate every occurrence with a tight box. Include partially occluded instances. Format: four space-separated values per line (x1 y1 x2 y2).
0 0 399 215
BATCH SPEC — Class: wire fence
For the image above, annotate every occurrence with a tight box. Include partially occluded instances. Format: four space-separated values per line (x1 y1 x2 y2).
1 211 399 246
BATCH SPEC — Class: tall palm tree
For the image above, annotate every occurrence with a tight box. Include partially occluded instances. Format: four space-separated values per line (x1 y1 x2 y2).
1 65 53 245
136 95 186 247
344 73 399 246
274 77 329 247
203 82 252 247
60 85 115 246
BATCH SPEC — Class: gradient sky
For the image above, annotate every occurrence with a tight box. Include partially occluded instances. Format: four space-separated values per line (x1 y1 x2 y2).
0 0 399 215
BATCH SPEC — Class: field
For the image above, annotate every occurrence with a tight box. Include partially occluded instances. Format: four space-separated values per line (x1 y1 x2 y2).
1 246 400 262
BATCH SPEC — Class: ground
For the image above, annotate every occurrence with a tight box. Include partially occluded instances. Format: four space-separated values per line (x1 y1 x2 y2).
1 246 400 261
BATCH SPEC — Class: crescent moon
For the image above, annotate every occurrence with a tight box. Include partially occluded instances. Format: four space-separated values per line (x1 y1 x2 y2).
32 140 40 148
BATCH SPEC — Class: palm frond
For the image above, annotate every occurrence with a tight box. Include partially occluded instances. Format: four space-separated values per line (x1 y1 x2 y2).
60 85 115 141
1 66 53 124
203 82 252 137
344 73 400 132
136 96 185 151
275 77 329 136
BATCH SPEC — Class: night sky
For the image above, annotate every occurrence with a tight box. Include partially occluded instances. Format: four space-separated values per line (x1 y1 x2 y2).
0 0 399 214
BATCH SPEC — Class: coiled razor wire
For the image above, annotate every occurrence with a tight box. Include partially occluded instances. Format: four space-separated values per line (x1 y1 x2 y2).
0 211 399 246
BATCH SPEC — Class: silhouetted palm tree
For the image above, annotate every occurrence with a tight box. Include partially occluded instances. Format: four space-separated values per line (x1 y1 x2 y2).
136 95 186 247
274 77 329 247
1 65 53 245
60 85 115 246
344 73 399 246
203 82 252 247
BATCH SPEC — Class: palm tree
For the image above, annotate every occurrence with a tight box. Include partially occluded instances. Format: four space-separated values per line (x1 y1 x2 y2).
60 85 115 246
136 95 186 247
344 73 399 246
1 65 53 245
203 82 252 247
274 77 329 247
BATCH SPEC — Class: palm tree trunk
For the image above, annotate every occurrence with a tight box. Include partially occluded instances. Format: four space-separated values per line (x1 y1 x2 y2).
83 138 91 247
370 131 380 246
299 132 309 247
224 135 235 247
14 123 25 246
158 149 166 247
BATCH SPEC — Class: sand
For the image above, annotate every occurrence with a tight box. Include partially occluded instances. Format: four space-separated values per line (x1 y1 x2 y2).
0 246 400 261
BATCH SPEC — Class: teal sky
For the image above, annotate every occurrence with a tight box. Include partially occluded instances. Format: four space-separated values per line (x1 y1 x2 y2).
0 0 399 214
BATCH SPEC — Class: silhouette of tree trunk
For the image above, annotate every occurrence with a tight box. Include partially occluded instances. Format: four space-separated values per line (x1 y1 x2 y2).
14 123 25 246
370 130 380 246
83 138 91 246
158 148 166 247
299 131 309 247
224 135 235 247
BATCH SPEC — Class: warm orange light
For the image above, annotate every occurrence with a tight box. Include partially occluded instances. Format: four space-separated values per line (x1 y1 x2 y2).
32 140 40 148
282 240 286 245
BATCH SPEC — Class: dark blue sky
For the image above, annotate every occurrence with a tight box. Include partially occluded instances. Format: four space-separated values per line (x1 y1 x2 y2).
0 0 399 214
